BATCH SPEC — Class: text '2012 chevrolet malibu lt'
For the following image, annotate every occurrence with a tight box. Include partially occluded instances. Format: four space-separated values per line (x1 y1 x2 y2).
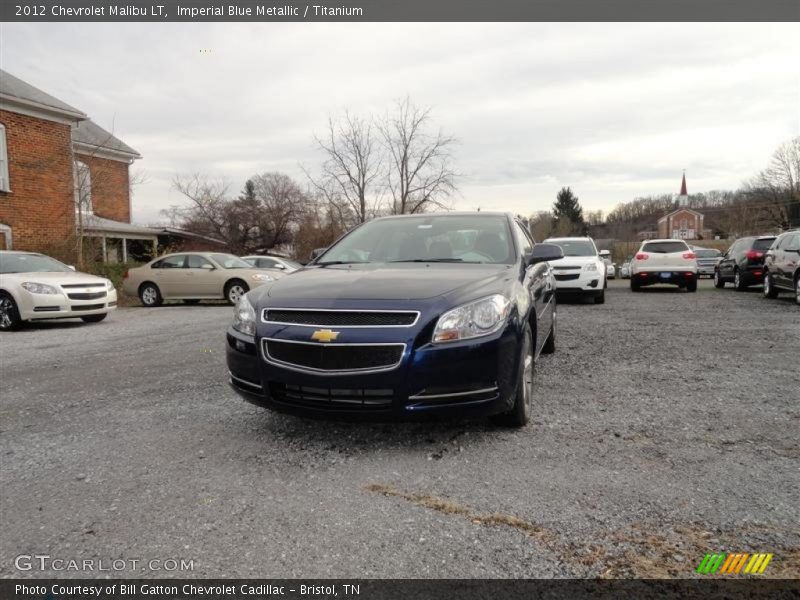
226 212 563 427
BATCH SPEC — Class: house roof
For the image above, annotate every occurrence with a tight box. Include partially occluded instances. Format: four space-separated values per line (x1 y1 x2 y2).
0 69 87 122
73 120 141 160
83 214 158 239
657 206 704 223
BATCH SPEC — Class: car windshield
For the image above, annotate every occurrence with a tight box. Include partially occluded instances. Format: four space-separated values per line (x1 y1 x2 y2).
695 249 721 258
317 215 514 265
0 253 73 274
545 239 597 257
210 254 253 269
642 241 688 254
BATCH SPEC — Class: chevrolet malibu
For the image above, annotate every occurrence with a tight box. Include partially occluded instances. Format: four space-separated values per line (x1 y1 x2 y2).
226 212 563 427
0 251 117 331
123 252 280 306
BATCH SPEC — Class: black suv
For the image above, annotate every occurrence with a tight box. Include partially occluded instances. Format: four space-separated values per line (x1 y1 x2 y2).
714 235 776 290
763 230 800 305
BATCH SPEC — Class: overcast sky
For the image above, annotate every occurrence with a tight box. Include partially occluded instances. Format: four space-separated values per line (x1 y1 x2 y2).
2 23 798 224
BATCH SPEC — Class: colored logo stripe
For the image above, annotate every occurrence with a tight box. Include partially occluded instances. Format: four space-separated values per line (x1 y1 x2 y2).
698 552 773 575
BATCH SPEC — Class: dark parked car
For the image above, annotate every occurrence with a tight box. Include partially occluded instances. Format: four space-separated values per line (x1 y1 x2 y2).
226 212 563 427
763 230 800 305
714 236 776 290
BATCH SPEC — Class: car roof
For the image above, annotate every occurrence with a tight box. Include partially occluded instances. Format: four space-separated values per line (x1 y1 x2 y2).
642 238 689 243
373 211 512 221
544 237 594 241
0 250 40 255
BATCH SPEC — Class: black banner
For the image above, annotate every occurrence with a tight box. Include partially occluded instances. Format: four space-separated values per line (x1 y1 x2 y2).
2 580 800 600
2 0 799 22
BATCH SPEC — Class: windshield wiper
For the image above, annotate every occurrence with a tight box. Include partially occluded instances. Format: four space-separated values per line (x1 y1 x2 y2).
391 258 469 263
315 261 367 267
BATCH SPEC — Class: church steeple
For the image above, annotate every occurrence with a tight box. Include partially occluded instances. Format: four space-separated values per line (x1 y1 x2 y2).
678 171 688 206
680 172 688 196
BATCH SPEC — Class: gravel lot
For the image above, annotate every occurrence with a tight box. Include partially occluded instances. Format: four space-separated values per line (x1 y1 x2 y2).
1 279 798 579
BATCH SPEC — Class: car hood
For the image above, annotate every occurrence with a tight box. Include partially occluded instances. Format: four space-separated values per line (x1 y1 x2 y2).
261 263 512 303
0 270 108 285
548 256 602 267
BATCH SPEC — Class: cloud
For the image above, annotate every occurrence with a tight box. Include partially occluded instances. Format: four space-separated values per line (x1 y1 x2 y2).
1 22 797 223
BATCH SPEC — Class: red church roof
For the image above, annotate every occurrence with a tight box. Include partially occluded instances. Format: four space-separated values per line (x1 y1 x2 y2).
680 173 688 196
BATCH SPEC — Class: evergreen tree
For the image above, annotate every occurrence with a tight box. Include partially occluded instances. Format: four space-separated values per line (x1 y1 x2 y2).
552 187 587 235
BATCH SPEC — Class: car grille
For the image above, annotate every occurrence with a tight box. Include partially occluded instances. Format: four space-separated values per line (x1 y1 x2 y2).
553 265 582 271
263 339 404 372
61 283 106 289
269 383 393 409
67 291 107 300
555 273 580 281
70 303 105 312
262 309 418 327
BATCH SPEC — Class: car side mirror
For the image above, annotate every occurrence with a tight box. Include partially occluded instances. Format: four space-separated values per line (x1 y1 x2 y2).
528 243 564 265
201 264 215 270
310 248 327 260
275 264 287 269
67 265 76 271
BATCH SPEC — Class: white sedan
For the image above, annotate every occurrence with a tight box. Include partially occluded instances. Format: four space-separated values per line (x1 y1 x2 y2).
0 251 117 331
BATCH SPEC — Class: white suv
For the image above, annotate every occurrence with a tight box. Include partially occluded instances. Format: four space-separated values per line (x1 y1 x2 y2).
543 237 607 304
630 239 698 292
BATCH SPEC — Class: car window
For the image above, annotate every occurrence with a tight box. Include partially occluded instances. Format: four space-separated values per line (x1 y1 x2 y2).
513 222 533 255
783 233 800 250
153 255 186 269
210 254 253 269
186 255 213 269
259 258 278 268
642 241 689 254
694 249 721 258
753 238 776 251
243 257 257 266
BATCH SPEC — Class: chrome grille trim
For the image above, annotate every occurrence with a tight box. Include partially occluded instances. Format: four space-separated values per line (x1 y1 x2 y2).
261 307 420 328
261 337 406 375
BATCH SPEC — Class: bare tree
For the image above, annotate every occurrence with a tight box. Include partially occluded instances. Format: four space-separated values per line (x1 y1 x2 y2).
305 112 384 225
378 97 458 215
170 174 233 243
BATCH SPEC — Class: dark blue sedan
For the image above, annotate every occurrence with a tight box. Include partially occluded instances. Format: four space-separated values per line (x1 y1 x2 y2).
226 212 562 427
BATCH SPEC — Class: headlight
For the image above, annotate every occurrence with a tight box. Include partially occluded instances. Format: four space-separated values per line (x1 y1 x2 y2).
251 273 274 282
106 279 115 291
433 294 510 343
232 294 256 336
583 263 598 272
21 282 59 295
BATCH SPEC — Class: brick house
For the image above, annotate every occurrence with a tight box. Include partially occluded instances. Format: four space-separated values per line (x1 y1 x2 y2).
0 69 154 260
656 174 713 240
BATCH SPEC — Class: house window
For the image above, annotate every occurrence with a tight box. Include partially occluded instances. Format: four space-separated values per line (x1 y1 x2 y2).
681 219 688 229
0 124 9 192
74 160 92 214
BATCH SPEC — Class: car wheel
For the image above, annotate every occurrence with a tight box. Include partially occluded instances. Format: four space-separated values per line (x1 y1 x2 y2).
542 311 556 354
225 280 249 305
630 279 640 292
795 275 800 306
183 299 201 305
686 280 697 292
81 314 108 323
713 270 725 288
491 324 534 428
733 268 746 291
762 272 779 299
594 289 605 304
139 282 163 307
0 292 22 331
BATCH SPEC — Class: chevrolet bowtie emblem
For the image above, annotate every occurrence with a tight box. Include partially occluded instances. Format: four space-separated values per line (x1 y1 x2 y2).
311 329 340 343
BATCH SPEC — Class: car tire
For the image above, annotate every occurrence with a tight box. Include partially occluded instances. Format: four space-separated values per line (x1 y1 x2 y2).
713 269 725 288
81 314 108 323
491 324 534 428
762 272 779 299
225 280 249 305
795 274 800 306
542 312 556 354
630 279 641 292
686 280 697 292
0 292 23 331
139 282 163 307
594 289 605 304
733 268 746 291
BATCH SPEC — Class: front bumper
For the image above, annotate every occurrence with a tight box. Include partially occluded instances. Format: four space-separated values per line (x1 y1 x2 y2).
225 322 522 420
552 269 603 295
17 288 118 321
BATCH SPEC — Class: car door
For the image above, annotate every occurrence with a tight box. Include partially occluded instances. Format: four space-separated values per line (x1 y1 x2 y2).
777 233 800 288
719 241 738 279
151 254 187 298
514 221 550 354
185 254 219 297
